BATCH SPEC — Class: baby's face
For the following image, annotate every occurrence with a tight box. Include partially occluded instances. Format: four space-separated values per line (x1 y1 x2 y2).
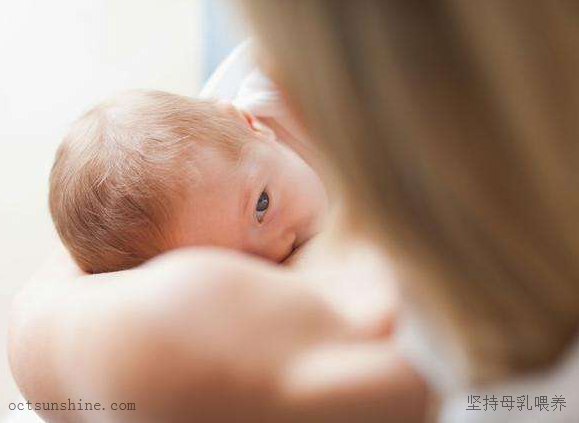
176 106 328 262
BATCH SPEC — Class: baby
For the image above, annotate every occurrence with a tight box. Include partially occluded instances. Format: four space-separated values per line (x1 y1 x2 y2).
49 90 328 273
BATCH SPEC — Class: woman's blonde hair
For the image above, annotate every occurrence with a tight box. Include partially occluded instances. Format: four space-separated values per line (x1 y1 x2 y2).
241 0 579 383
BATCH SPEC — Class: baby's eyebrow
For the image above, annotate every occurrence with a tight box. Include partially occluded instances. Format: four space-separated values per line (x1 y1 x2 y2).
239 160 261 221
239 168 256 221
240 184 252 221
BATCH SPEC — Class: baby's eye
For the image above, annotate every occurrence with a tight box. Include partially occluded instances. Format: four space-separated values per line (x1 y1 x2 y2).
255 190 269 223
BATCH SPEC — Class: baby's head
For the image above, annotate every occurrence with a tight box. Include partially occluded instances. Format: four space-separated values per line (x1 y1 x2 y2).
50 90 327 273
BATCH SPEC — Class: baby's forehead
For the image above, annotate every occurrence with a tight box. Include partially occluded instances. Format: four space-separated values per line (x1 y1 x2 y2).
175 152 249 250
186 142 249 187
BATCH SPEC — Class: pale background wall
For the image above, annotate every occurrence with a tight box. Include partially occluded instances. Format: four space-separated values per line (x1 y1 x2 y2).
0 0 208 418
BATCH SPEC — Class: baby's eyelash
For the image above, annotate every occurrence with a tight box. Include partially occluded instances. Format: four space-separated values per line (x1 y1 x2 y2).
255 190 269 223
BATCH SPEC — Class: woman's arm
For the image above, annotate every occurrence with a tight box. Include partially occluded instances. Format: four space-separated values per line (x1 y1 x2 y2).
9 245 431 423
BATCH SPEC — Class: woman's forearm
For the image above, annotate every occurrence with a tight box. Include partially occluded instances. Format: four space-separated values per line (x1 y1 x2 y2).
9 247 430 423
7 248 344 422
8 250 183 422
8 248 249 422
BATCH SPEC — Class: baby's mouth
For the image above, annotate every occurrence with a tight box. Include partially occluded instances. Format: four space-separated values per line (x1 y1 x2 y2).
282 234 313 264
279 242 296 264
288 240 300 260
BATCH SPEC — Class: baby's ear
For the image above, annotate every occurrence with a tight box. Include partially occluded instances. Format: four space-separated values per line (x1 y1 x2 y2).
242 110 276 141
240 108 258 130
253 118 277 142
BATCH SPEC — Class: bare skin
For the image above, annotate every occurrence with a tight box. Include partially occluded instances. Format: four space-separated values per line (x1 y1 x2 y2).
173 104 329 264
8 239 432 423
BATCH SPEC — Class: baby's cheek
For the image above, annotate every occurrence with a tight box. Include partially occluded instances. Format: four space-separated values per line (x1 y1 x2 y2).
242 230 291 264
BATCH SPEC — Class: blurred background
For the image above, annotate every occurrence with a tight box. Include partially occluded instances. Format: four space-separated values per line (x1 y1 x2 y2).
0 0 243 419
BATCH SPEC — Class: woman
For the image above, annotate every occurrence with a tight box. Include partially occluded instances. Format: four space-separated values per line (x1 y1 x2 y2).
240 0 579 420
9 1 578 422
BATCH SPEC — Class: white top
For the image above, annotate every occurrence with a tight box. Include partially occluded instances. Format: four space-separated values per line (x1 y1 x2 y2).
199 40 280 116
199 40 255 102
200 40 305 148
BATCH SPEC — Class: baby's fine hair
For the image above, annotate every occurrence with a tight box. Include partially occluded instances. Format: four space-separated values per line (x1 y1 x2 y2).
50 90 253 273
